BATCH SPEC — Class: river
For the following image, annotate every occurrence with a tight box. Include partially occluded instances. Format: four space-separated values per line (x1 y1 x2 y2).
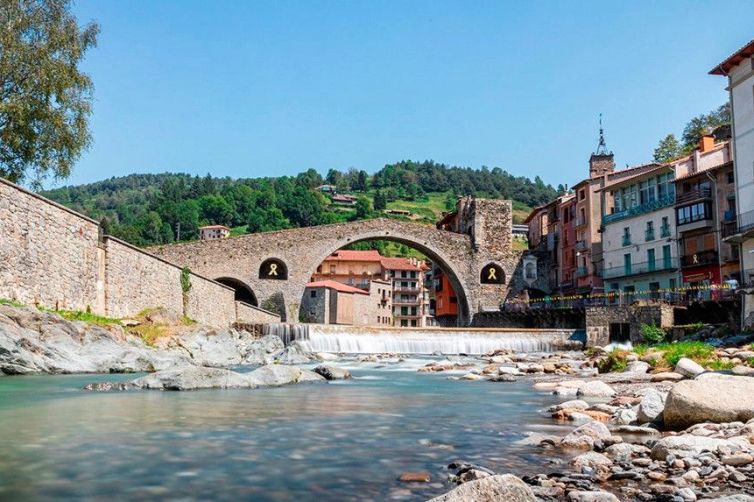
0 358 571 501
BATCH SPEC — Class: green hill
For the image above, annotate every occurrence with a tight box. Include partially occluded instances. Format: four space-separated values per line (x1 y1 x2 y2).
39 160 555 248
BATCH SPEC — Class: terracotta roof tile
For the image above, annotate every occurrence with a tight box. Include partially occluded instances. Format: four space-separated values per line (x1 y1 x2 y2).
306 280 369 295
324 250 383 262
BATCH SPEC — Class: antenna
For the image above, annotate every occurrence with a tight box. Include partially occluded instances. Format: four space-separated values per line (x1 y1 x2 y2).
596 113 608 155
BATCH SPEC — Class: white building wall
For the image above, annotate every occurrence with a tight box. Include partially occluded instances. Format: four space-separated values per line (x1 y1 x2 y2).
602 206 679 294
730 57 754 274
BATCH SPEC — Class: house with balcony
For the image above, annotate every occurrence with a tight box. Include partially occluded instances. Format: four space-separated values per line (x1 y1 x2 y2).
601 164 679 301
712 38 754 299
673 137 737 291
558 194 577 294
381 257 432 327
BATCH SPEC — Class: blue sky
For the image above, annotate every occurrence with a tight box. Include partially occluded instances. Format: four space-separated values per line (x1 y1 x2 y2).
60 0 754 189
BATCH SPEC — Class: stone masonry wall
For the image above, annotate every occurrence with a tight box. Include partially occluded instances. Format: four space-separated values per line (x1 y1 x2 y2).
235 301 281 324
585 304 674 347
0 178 243 328
104 237 236 326
0 179 102 312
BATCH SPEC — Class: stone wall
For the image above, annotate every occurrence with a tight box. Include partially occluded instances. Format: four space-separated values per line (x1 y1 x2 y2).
472 309 585 329
103 237 236 326
585 304 674 347
0 179 102 313
235 302 281 324
0 178 247 328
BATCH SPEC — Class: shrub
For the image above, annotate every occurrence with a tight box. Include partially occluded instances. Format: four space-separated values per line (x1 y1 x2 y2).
598 350 628 373
640 323 667 345
657 341 715 366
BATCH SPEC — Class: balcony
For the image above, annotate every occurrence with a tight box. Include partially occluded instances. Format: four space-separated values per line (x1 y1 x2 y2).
394 313 422 319
622 234 632 246
660 223 671 238
680 250 718 268
602 257 678 280
394 287 421 294
575 266 589 278
603 194 675 225
575 216 588 228
575 240 589 252
645 228 655 241
393 298 421 306
723 209 754 242
675 188 712 205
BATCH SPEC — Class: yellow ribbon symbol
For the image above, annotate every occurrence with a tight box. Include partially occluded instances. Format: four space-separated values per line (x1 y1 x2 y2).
268 263 278 276
487 267 497 281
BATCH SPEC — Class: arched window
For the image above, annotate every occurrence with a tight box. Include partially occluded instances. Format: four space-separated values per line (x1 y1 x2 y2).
259 258 288 280
480 263 505 284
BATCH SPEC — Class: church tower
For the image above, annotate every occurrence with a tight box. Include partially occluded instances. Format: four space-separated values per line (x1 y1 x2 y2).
589 114 615 178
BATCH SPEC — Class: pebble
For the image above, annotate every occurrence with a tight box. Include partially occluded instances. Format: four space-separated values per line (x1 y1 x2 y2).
398 472 430 483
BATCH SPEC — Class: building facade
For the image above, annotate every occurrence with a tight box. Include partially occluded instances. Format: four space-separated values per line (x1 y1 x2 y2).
601 165 678 301
302 279 392 326
199 225 231 240
381 257 432 327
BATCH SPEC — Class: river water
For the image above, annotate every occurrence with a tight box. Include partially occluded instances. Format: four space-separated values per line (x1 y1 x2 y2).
0 358 570 501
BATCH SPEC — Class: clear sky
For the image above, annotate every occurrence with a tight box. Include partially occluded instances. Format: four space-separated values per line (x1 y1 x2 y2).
59 0 754 189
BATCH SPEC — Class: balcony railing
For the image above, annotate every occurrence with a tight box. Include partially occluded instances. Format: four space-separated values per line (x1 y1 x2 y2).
393 299 421 305
394 313 422 319
394 287 421 294
675 188 712 205
575 216 588 227
723 209 754 239
575 266 589 278
645 229 655 241
602 194 675 225
575 240 588 252
680 250 718 268
622 234 632 246
660 223 671 238
602 257 678 279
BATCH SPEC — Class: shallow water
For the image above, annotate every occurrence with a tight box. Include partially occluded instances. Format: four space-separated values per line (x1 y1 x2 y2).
0 360 570 501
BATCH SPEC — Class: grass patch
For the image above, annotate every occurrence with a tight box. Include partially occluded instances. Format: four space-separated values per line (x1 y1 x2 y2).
48 308 122 327
0 298 25 308
748 357 754 367
633 341 716 367
598 349 629 373
128 324 169 347
705 360 736 371
632 344 650 356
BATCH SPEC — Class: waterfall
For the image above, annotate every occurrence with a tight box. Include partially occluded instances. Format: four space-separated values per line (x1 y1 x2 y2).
298 325 584 355
262 323 310 346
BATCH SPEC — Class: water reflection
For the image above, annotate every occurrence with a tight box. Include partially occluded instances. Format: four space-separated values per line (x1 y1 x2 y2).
0 364 570 501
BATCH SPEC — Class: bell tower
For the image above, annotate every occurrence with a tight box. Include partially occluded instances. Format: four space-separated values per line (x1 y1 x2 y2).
589 114 615 178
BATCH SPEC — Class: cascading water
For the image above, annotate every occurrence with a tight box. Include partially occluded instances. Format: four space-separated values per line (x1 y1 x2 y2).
262 323 310 346
297 324 584 355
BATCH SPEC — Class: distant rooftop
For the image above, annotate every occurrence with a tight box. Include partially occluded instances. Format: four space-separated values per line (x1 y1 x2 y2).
306 280 369 295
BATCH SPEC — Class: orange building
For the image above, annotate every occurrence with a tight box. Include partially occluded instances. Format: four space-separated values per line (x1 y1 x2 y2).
431 267 458 325
311 249 384 289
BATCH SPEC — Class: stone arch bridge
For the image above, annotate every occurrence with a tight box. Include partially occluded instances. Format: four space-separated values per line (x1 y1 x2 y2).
150 200 547 325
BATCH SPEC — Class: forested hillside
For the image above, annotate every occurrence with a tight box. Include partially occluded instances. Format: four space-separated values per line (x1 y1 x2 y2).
41 160 558 247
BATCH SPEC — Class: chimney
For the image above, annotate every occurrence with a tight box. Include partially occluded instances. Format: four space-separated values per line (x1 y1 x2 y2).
699 135 715 153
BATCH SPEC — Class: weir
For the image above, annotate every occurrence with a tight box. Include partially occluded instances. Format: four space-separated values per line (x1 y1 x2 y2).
288 324 584 355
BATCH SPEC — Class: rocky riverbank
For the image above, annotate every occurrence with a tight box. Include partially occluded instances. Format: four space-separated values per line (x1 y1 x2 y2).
0 304 306 375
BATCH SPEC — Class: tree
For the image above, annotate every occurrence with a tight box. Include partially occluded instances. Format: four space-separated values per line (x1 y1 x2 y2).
653 134 682 163
681 103 731 152
373 190 387 211
355 170 368 191
354 196 372 219
0 0 99 185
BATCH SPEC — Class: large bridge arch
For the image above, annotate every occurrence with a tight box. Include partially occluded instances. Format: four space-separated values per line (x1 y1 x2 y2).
149 214 524 326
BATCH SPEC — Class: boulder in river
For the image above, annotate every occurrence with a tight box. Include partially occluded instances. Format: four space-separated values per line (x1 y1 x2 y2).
427 474 536 502
560 421 611 449
313 365 351 380
636 388 666 423
248 364 325 386
674 357 705 378
130 366 256 390
663 374 754 429
650 434 751 460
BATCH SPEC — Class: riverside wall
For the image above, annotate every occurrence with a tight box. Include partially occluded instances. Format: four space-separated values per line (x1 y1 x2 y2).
0 178 274 328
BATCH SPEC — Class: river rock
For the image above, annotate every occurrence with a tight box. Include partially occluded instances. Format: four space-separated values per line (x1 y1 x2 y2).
549 400 590 412
604 443 650 461
664 374 754 429
560 421 612 449
612 408 637 425
567 490 620 502
733 365 754 376
675 357 705 378
637 388 666 423
274 341 312 364
577 381 616 397
166 329 285 367
313 365 351 380
488 374 516 382
316 352 339 361
130 366 256 390
650 371 684 382
626 360 650 374
650 434 751 460
569 451 613 474
427 474 536 502
248 364 325 386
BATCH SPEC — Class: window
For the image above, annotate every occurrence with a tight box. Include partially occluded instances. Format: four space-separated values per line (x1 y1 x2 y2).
728 171 735 184
310 290 317 298
579 189 585 200
661 216 671 237
622 227 631 246
647 248 656 271
624 253 632 275
676 202 712 225
645 221 655 241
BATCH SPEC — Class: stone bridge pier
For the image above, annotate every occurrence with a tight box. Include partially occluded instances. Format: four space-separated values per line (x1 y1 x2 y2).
150 198 548 325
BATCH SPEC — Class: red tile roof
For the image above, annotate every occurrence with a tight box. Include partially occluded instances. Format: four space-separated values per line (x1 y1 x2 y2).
324 250 383 262
199 225 230 230
380 257 427 271
306 280 369 295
